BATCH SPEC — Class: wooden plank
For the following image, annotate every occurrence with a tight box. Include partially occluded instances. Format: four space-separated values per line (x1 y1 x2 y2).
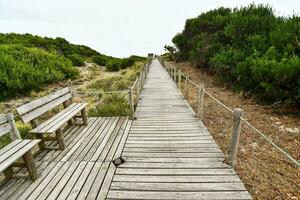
33 162 73 200
1 162 48 200
0 140 40 172
119 162 230 169
116 168 235 175
123 147 222 153
20 93 72 123
110 182 246 191
65 162 95 200
90 117 121 161
45 162 81 200
113 119 132 160
97 117 126 161
125 143 219 148
17 87 70 115
107 191 252 199
96 162 116 200
53 118 99 161
85 162 110 199
56 162 88 200
126 140 215 144
16 162 62 199
68 118 107 161
76 161 103 199
122 152 224 158
30 103 78 133
59 118 104 161
31 103 87 133
0 140 21 157
104 118 130 161
47 103 87 133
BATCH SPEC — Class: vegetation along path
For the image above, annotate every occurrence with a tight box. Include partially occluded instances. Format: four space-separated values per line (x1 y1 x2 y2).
106 59 252 199
0 59 252 199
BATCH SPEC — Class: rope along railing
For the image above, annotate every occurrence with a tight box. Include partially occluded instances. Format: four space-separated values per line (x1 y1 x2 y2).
158 56 300 168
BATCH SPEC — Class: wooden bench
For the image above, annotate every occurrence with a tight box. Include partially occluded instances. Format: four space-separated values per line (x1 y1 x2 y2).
17 87 88 150
0 113 40 180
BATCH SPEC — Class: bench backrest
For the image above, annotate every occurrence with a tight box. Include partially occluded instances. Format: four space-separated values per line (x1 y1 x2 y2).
0 114 21 141
17 87 73 123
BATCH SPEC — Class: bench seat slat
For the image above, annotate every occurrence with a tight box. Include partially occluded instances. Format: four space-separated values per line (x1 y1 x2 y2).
30 103 87 134
47 103 87 133
0 140 30 161
30 103 78 133
0 139 40 172
0 140 22 157
39 103 82 133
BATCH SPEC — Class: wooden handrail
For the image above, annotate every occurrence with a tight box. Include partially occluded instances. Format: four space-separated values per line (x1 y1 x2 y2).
158 56 300 168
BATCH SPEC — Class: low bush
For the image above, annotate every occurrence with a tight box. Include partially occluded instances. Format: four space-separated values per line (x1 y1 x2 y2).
92 55 107 66
88 93 130 117
171 4 300 105
105 55 146 71
0 44 79 99
106 59 121 71
67 54 85 66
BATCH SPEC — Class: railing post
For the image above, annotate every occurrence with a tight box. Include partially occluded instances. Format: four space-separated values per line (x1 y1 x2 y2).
139 73 142 94
197 84 204 120
174 68 177 83
137 78 140 99
128 88 135 120
178 70 181 90
185 76 189 100
228 108 243 167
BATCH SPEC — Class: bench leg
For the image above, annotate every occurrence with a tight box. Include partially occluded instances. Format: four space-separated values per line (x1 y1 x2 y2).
3 167 13 180
81 108 88 126
63 101 73 126
67 119 73 126
36 134 46 150
56 129 65 150
23 151 38 180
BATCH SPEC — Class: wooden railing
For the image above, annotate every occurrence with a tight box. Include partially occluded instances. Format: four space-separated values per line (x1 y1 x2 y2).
158 56 300 168
72 54 153 120
128 54 152 119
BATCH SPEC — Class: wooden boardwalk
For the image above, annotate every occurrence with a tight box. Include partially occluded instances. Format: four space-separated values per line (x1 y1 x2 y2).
0 59 251 199
0 117 132 200
107 59 251 199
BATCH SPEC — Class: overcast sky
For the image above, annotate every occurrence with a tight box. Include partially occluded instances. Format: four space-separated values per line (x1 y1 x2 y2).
0 0 299 57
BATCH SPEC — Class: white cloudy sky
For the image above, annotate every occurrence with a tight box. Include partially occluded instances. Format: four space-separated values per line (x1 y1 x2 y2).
0 0 299 57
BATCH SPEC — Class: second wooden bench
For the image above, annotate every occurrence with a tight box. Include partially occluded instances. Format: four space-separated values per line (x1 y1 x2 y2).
17 87 88 150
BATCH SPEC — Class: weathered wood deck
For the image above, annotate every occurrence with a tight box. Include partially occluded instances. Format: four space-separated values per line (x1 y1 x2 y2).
0 59 251 199
107 59 251 199
0 117 132 199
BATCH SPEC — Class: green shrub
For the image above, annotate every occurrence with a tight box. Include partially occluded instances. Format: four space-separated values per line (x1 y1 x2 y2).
67 54 85 66
0 44 79 99
88 93 130 117
120 58 135 69
171 4 300 105
88 75 131 91
0 33 100 59
106 60 121 71
92 55 107 66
